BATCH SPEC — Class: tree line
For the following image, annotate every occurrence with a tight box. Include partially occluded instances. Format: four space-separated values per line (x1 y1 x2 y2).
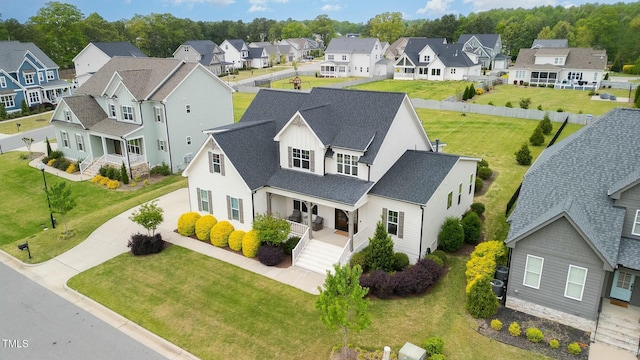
1 1 639 70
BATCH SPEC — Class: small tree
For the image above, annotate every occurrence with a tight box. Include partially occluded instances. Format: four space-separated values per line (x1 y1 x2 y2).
462 86 469 101
515 143 532 165
529 126 545 146
120 161 129 185
438 217 464 252
539 113 553 135
367 220 395 272
469 84 476 99
466 277 498 318
315 264 371 359
129 200 164 236
22 137 35 158
21 99 29 115
49 181 76 235
45 137 53 156
634 86 640 108
519 97 532 109
0 103 6 120
252 213 290 246
462 212 482 244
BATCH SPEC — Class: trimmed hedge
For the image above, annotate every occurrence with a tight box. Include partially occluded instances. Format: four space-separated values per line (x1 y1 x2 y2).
283 236 301 255
470 202 485 217
392 252 410 271
359 258 443 299
431 250 448 265
466 277 498 318
477 166 493 180
128 233 165 256
461 211 482 245
177 212 201 237
210 221 234 247
195 215 217 241
228 230 246 251
242 230 261 258
509 322 521 337
425 254 444 267
350 251 368 272
491 319 503 331
567 342 581 355
474 177 484 194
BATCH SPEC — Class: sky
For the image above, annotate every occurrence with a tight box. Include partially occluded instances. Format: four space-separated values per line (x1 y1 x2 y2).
0 0 626 24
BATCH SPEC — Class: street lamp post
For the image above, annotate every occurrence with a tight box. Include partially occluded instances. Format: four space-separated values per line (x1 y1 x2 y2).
36 162 55 229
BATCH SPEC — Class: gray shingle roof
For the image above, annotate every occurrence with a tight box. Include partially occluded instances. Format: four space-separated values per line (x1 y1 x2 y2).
370 150 459 204
511 47 607 71
400 38 475 67
227 39 246 51
618 238 640 270
91 42 147 57
457 34 500 48
248 47 266 59
61 95 107 129
325 37 378 54
0 41 58 71
90 118 142 137
183 40 219 55
531 39 569 48
506 108 640 270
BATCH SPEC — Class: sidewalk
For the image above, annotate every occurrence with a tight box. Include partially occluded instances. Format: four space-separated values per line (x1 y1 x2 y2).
0 187 325 360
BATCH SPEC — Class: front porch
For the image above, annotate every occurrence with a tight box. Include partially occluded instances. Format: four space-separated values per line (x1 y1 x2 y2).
594 299 640 354
80 135 148 177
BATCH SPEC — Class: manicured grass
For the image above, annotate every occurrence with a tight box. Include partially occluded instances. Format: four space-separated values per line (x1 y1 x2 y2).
350 79 473 100
418 109 583 240
233 92 257 122
221 66 293 83
0 152 187 263
270 75 359 90
471 85 632 115
0 111 53 134
68 245 548 360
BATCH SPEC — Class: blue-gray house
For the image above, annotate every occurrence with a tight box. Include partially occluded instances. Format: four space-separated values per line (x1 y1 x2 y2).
0 41 73 113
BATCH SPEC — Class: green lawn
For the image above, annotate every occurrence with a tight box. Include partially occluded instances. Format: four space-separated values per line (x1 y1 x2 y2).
269 75 359 90
471 85 632 115
350 80 473 100
221 66 293 83
0 111 53 134
68 245 548 360
418 109 583 240
0 152 187 263
233 92 257 122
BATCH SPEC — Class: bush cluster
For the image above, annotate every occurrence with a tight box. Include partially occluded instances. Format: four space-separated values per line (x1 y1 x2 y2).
177 212 201 236
438 217 464 252
195 215 217 241
128 233 165 256
465 241 507 318
359 258 443 299
526 327 544 343
210 221 234 247
228 230 246 251
470 202 485 217
421 337 444 357
150 161 171 176
107 179 120 189
257 243 284 266
242 230 260 258
509 322 521 337
431 250 448 265
490 319 503 331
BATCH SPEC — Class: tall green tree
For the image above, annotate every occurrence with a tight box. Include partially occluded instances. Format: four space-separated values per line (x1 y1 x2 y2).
364 12 405 44
49 181 76 235
310 14 335 45
367 220 395 272
29 2 86 68
81 12 125 42
281 21 312 39
315 264 371 358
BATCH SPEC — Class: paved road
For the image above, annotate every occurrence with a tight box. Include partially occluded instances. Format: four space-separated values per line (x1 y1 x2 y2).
0 126 55 153
0 262 166 360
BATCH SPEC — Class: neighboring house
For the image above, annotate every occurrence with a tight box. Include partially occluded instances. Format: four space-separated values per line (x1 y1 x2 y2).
173 40 229 75
249 42 281 65
320 37 391 78
277 44 296 63
385 37 410 60
457 34 507 70
74 42 147 87
182 88 479 273
505 108 640 351
247 47 269 69
279 38 324 60
507 47 607 89
220 39 249 69
0 41 73 113
393 38 481 81
49 57 234 177
531 39 569 49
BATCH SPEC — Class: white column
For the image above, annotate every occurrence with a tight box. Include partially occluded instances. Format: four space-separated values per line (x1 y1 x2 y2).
348 210 354 251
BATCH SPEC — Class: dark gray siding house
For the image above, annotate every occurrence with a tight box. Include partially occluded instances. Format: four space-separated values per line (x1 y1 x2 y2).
505 108 640 351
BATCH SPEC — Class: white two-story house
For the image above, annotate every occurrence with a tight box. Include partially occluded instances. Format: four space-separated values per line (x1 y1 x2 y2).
182 88 479 274
320 37 392 78
220 39 249 70
50 57 234 177
394 38 481 81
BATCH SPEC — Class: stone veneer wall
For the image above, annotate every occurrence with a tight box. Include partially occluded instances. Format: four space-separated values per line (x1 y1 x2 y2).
506 296 596 333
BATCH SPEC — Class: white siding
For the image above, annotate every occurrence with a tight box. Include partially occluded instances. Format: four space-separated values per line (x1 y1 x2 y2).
277 115 324 174
173 45 202 63
74 44 111 87
326 148 366 181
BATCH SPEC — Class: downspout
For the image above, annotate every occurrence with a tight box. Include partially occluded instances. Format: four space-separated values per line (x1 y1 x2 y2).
418 205 425 260
251 190 257 224
122 135 133 179
162 103 173 173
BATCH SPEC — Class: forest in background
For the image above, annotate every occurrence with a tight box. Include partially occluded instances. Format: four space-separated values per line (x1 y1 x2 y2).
1 1 639 70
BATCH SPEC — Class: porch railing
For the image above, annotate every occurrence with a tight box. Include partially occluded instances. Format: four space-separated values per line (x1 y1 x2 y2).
338 238 353 265
290 220 310 267
79 154 93 174
104 153 125 165
129 153 147 166
352 226 370 252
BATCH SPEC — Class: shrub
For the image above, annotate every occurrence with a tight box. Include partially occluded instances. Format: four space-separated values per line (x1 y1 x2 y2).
523 82 529 87
490 319 503 331
120 162 129 185
461 212 482 244
529 126 545 146
477 166 492 180
422 337 444 356
430 355 445 360
66 163 77 173
242 230 261 258
509 322 521 337
526 327 544 343
54 158 70 170
91 175 103 183
470 202 485 217
350 250 368 272
475 177 484 193
431 249 448 265
567 342 581 355
466 277 498 318
425 254 444 267
477 159 489 168
475 87 484 95
392 252 410 271
367 221 395 272
253 213 290 246
488 101 494 106
177 212 201 236
130 181 137 187
47 158 56 166
127 233 165 256
107 179 120 189
150 161 171 176
549 339 560 349
472 240 508 265
283 236 301 255
438 217 464 252
537 104 543 110
210 221 234 247
465 255 497 284
257 243 284 266
106 166 118 180
519 97 532 109
228 230 246 251
98 166 108 177
99 176 110 186
556 107 564 112
505 101 513 108
540 113 553 135
515 143 532 165
195 214 217 241
360 258 443 299
360 270 394 299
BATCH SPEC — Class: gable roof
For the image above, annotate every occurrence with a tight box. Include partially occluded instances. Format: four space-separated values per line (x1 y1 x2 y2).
325 37 379 54
91 42 147 58
506 108 640 270
400 38 476 68
0 41 58 71
182 40 220 55
531 39 569 48
370 151 460 204
511 47 607 70
226 39 247 52
457 34 500 48
248 47 267 59
55 95 106 129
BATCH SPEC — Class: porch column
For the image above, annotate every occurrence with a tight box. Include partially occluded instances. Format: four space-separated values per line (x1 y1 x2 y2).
304 200 312 239
101 137 107 157
266 192 272 215
348 211 354 251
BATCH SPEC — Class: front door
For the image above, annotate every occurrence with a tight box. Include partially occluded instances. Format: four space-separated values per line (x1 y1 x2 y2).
334 209 358 233
611 270 635 302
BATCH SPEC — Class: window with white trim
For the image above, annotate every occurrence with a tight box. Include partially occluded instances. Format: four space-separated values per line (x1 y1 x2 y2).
423 55 430 62
336 153 358 176
122 105 134 121
64 110 71 122
75 134 84 151
38 72 44 82
469 173 474 194
632 210 640 236
61 131 69 148
564 265 587 301
292 148 310 169
451 68 456 74
200 189 210 212
109 104 116 118
154 106 163 122
341 55 347 61
293 200 317 215
523 255 544 289
447 192 453 209
431 68 441 76
128 139 142 155
0 76 6 88
157 139 166 151
387 210 399 235
458 183 462 205
28 91 40 104
211 153 221 173
0 95 15 108
327 54 334 60
230 197 240 220
46 70 54 80
24 73 34 85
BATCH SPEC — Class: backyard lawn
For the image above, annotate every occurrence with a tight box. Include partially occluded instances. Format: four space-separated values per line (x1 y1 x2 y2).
220 65 293 83
269 75 359 90
0 111 53 134
233 92 256 122
68 245 549 360
350 79 472 100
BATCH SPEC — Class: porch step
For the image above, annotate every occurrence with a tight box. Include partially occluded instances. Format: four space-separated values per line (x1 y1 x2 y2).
295 240 343 275
595 311 640 353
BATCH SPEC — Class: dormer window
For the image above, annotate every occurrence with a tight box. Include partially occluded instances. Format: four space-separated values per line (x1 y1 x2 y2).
0 76 6 88
337 153 358 176
23 73 34 85
292 148 310 169
328 55 334 61
184 46 189 52
109 104 117 118
122 105 134 121
423 55 430 62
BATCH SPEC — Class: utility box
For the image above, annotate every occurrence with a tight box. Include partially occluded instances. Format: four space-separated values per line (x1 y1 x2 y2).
398 342 426 360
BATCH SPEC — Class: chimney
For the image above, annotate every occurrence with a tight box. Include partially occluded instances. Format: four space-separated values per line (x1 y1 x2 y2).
435 138 440 153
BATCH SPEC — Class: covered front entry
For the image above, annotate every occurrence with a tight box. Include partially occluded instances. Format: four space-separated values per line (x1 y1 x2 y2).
335 208 358 233
611 269 636 302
